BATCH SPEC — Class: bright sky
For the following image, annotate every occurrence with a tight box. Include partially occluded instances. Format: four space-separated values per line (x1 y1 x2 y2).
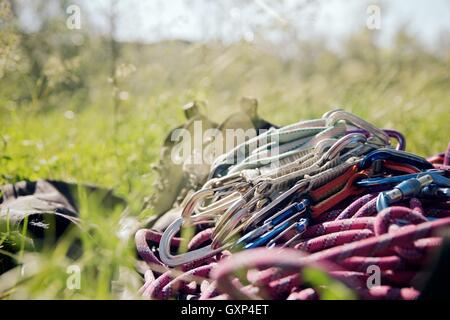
26 0 450 48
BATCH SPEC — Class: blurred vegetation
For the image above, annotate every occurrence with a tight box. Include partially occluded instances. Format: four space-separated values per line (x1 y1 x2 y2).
0 0 449 299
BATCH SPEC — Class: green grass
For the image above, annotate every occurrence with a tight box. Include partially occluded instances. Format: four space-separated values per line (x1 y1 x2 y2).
0 33 449 299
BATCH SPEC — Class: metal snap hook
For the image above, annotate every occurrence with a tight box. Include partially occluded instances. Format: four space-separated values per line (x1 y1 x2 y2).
181 188 215 220
321 133 367 163
158 217 226 267
325 110 390 147
358 148 434 171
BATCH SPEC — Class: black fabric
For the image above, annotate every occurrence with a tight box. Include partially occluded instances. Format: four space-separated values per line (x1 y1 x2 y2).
0 179 125 273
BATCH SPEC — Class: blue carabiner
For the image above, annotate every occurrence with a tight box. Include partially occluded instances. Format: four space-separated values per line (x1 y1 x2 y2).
244 221 292 249
421 185 450 198
245 217 309 249
358 148 433 171
236 199 310 247
375 173 449 212
356 170 445 188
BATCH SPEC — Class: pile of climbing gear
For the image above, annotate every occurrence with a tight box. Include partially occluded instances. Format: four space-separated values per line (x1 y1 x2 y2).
136 105 450 300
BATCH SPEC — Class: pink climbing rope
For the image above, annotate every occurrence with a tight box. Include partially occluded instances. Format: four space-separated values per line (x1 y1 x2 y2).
135 147 450 300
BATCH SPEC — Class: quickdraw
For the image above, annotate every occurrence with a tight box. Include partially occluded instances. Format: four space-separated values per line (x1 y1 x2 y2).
135 109 450 300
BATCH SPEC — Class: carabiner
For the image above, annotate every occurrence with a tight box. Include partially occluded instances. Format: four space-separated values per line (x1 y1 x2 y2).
376 175 434 212
211 183 262 247
276 218 309 248
236 199 310 246
324 109 390 147
244 216 309 249
158 217 226 267
358 148 433 171
421 185 450 198
320 133 367 163
242 180 310 230
347 129 406 151
355 169 446 188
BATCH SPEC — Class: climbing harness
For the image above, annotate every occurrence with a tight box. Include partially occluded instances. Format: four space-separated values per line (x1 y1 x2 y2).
136 109 450 300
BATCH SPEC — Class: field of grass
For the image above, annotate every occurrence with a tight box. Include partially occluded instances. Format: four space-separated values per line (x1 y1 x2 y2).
0 29 449 299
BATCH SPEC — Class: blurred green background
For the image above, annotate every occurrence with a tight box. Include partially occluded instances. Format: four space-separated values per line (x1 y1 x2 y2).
0 0 449 299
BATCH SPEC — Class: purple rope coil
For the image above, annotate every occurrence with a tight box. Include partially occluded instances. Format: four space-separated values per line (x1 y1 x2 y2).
135 145 450 300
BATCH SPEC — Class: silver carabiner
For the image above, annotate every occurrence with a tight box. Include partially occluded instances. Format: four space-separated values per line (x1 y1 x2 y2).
324 109 390 147
158 217 226 267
